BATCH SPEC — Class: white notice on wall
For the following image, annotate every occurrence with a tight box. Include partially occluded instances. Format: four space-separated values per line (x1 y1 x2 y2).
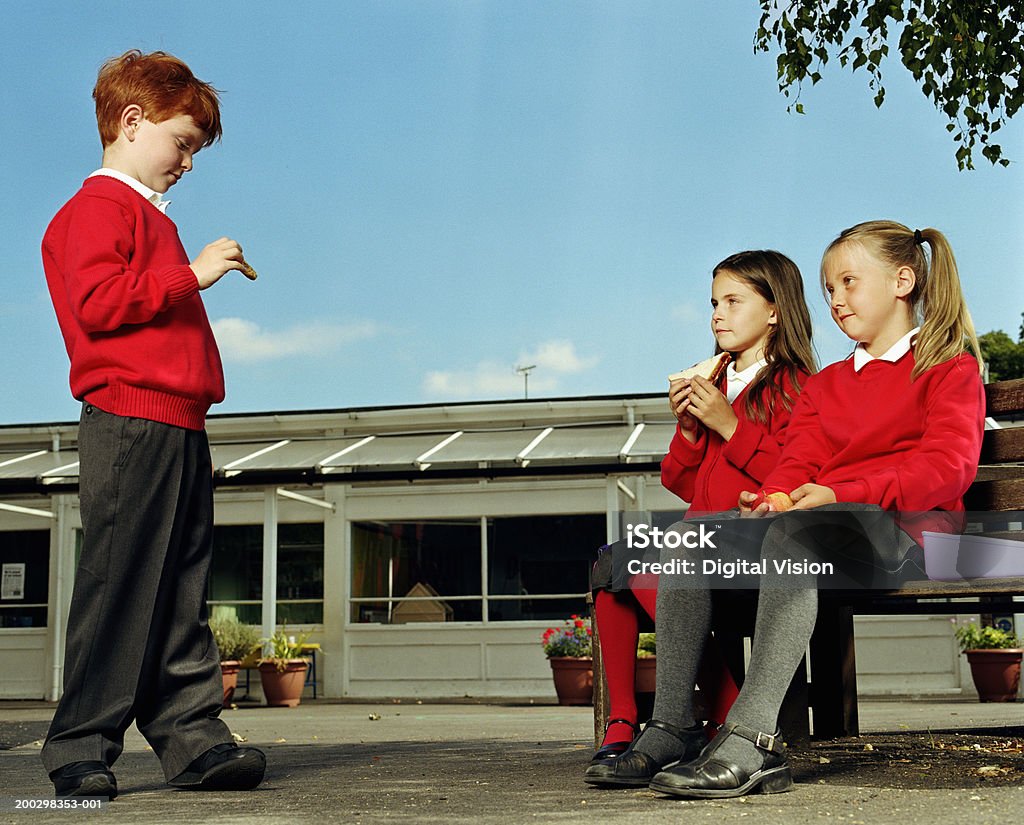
1 563 25 600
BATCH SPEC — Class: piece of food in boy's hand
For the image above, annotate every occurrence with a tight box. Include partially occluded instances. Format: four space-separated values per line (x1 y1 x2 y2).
752 490 795 512
238 260 258 281
668 352 730 386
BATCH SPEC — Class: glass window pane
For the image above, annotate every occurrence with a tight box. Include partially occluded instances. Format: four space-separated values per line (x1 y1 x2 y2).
209 525 262 625
0 530 49 628
209 523 325 625
487 515 602 621
278 523 324 624
350 520 482 623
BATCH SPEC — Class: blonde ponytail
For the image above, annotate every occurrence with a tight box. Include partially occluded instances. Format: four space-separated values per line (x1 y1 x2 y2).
912 227 982 378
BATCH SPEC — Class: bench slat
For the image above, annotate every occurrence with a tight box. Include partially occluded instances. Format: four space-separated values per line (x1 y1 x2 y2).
981 426 1024 463
985 377 1024 415
964 476 1024 510
823 576 1024 599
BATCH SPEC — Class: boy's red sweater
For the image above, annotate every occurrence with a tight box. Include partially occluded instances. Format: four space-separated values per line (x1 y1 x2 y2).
661 370 807 513
762 351 985 543
42 176 224 430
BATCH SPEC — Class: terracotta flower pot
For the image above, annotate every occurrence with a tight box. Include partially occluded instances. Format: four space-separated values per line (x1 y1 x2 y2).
635 656 656 694
548 656 593 706
220 660 241 707
965 649 1023 702
258 659 309 707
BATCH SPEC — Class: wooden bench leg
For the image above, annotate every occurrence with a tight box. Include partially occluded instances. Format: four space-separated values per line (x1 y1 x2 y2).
589 592 609 747
809 601 858 738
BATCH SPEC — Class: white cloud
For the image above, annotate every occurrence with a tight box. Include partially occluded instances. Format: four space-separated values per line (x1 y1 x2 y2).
423 339 598 398
211 317 379 363
523 339 600 374
671 302 703 323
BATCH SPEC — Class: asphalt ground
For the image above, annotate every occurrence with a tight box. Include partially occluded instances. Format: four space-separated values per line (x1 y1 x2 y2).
1 698 1023 825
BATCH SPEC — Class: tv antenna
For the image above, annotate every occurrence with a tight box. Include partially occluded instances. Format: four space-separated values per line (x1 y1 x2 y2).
515 364 537 399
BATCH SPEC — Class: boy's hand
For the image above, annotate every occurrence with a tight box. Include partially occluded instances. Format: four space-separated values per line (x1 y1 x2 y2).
669 379 701 442
191 237 247 290
687 375 738 441
789 484 837 510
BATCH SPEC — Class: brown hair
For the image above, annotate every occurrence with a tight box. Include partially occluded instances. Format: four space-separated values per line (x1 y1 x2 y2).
93 50 222 148
821 221 981 379
712 250 817 424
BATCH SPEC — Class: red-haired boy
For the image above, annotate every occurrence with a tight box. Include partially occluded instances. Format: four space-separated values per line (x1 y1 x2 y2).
40 50 264 798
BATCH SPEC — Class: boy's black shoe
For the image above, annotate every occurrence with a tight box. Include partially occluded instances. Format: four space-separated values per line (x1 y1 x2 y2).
50 761 117 799
168 743 266 791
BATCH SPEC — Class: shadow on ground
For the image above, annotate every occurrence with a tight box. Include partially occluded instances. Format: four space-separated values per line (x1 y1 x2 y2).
2 728 1022 824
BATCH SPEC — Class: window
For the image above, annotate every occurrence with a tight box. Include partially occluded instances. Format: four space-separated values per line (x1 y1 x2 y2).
350 520 482 623
277 524 324 625
487 515 602 621
0 531 49 628
349 514 603 624
208 525 262 624
208 523 324 625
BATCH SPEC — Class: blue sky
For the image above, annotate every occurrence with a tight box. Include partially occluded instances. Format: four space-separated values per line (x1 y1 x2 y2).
2 1 1021 425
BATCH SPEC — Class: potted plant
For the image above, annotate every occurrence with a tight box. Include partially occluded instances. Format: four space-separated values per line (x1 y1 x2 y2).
541 615 593 706
209 615 261 707
954 622 1023 702
258 630 311 707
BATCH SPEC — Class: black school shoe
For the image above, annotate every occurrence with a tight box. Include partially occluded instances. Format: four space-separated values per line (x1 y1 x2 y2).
649 721 793 798
583 719 705 787
50 761 117 799
168 743 266 791
589 718 641 764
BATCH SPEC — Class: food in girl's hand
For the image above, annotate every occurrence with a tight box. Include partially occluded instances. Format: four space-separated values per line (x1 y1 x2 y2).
668 352 731 386
752 490 795 512
766 492 794 511
238 260 257 280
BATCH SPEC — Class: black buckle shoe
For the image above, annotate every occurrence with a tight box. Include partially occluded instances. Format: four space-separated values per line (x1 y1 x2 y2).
50 761 117 799
649 721 793 798
168 743 266 791
583 718 704 787
589 718 641 764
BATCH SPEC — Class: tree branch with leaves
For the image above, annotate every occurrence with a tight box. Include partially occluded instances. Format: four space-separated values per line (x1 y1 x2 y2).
754 1 1023 170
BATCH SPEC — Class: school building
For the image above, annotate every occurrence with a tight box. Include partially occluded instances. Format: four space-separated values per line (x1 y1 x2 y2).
0 394 1013 701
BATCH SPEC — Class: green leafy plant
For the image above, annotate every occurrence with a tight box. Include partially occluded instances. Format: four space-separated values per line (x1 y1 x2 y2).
754 1 1024 170
209 615 262 663
637 632 656 658
261 629 311 671
954 622 1021 651
541 615 593 658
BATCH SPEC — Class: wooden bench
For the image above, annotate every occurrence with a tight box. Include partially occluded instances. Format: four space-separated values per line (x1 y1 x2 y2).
593 377 1024 745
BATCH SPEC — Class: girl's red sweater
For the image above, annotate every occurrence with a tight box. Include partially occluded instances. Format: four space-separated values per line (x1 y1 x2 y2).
42 176 224 430
762 351 985 543
661 370 808 513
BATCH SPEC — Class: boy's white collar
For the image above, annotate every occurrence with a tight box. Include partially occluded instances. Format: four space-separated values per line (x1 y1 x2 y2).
88 169 170 213
852 327 919 372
